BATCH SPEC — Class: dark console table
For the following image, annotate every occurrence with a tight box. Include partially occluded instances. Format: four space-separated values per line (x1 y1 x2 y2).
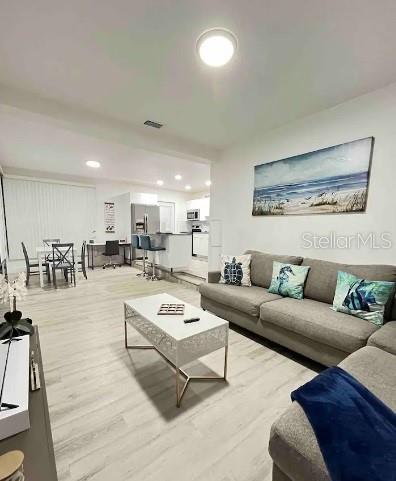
0 327 58 480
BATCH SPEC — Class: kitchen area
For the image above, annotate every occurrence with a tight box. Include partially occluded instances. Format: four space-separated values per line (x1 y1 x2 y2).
135 195 210 281
186 196 210 279
100 190 210 281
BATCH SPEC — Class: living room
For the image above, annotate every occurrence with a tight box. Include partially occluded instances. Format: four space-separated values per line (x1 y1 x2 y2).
0 2 395 481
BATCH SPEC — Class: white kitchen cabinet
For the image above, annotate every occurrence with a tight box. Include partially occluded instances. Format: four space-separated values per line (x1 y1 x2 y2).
193 233 208 257
186 197 210 220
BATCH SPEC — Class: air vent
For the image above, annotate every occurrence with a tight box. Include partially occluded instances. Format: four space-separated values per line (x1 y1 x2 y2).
144 120 163 129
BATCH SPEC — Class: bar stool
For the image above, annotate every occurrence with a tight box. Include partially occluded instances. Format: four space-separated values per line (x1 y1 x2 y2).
131 234 146 277
139 235 165 281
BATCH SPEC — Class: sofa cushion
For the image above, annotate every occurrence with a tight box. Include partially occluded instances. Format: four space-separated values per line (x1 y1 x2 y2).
302 258 396 317
260 297 378 354
199 283 281 317
332 271 395 326
269 346 396 481
269 262 311 300
367 321 396 356
244 250 303 288
219 254 252 286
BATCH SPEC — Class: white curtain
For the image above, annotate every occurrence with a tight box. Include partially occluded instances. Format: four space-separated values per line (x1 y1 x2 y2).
4 177 96 260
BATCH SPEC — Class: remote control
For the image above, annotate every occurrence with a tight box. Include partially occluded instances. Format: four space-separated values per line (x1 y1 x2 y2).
184 317 200 324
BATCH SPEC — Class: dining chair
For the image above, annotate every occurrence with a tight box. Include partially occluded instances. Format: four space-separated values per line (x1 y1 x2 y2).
43 238 61 264
77 241 87 279
21 242 50 286
43 238 61 247
51 243 75 288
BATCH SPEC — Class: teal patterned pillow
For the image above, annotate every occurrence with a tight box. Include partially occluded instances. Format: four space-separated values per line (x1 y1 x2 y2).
332 271 395 326
268 262 310 300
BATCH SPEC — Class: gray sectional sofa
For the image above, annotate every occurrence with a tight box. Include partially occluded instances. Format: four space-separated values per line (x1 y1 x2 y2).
199 250 396 366
200 250 396 481
269 345 396 481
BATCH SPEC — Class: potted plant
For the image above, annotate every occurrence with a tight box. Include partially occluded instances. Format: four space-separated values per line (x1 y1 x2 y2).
0 273 33 341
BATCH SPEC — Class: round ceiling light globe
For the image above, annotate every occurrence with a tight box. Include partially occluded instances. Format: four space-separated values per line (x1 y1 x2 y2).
86 160 101 168
197 29 237 67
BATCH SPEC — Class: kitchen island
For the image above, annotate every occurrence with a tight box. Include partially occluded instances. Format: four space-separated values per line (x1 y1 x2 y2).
144 233 192 272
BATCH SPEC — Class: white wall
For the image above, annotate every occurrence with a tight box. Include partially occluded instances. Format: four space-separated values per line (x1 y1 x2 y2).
211 83 396 268
2 173 190 260
94 181 190 239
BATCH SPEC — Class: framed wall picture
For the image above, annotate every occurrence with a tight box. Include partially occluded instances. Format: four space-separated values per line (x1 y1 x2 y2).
104 202 115 233
252 137 374 216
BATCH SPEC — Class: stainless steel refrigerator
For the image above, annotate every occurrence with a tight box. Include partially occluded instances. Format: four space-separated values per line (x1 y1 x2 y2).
131 203 160 259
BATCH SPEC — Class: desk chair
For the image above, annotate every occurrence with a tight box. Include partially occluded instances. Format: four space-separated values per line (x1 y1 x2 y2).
102 240 121 269
51 243 75 288
22 242 50 286
131 235 146 277
139 235 165 281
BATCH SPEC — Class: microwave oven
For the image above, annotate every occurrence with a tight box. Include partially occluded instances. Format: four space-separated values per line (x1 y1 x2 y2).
187 209 200 221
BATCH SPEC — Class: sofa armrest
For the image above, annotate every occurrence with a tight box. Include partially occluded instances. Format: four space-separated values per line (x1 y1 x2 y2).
367 321 396 356
208 271 221 283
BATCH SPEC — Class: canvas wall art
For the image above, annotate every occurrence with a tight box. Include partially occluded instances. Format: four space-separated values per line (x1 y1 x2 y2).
252 137 374 216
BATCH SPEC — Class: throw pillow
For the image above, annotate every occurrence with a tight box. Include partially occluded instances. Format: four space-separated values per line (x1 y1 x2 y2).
219 254 251 287
268 261 310 299
331 271 395 326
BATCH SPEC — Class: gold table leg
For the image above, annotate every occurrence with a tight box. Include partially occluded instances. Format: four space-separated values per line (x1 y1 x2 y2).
125 317 228 408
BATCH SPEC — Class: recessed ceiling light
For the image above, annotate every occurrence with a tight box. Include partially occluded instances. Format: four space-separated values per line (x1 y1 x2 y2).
175 174 182 181
86 160 101 168
205 180 212 186
156 180 164 186
185 185 192 190
197 28 237 67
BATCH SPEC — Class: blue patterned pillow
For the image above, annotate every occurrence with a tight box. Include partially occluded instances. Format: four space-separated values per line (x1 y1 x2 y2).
332 271 395 326
268 262 310 300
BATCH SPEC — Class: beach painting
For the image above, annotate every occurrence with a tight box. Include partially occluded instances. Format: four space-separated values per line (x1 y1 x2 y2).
252 137 373 216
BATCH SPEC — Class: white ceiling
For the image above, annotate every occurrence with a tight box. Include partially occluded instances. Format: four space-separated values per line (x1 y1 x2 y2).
1 0 396 189
1 0 396 151
0 106 210 192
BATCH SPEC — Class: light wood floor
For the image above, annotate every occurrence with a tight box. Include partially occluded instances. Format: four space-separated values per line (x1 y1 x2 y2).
22 267 317 481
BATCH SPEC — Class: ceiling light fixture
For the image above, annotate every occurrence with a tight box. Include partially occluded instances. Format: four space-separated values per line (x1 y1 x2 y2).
174 174 182 181
205 180 212 186
144 120 163 129
156 180 164 186
185 185 192 190
86 160 101 168
197 28 237 67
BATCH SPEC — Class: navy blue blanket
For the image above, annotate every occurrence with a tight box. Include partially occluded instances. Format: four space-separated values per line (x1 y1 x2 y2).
291 366 396 481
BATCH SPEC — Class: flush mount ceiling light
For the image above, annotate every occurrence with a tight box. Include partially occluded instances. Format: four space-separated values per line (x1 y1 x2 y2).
86 160 101 168
174 174 182 181
185 185 192 190
205 180 212 186
197 28 237 67
156 180 164 186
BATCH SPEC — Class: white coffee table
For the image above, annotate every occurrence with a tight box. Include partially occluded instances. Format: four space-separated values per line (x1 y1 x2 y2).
124 293 229 407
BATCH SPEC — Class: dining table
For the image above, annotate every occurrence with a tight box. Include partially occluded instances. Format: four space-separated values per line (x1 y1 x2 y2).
36 246 79 288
